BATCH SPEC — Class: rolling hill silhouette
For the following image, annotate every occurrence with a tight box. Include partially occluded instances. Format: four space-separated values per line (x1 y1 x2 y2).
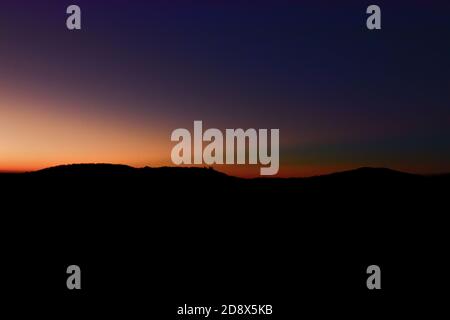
1 163 445 204
2 163 446 193
14 163 439 181
31 163 230 180
2 163 447 239
2 163 448 309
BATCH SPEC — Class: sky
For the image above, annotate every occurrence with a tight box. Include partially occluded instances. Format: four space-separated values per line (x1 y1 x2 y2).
0 0 449 177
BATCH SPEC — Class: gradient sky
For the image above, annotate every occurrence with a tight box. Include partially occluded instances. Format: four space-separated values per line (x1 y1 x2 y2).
1 0 449 177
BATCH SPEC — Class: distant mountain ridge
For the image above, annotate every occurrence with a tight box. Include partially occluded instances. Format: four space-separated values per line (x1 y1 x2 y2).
29 163 230 180
22 163 443 180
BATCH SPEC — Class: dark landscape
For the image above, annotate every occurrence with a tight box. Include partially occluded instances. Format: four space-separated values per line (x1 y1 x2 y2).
2 164 448 317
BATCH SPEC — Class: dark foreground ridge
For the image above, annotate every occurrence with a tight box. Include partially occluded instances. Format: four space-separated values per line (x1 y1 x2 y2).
1 163 448 316
11 162 447 191
22 163 428 178
2 163 448 201
1 163 448 198
31 163 231 179
24 163 446 180
0 162 441 180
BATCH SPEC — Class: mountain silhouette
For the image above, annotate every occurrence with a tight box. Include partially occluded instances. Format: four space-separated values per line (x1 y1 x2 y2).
1 163 442 189
2 162 448 306
19 163 436 181
0 163 443 200
2 163 447 216
31 163 230 179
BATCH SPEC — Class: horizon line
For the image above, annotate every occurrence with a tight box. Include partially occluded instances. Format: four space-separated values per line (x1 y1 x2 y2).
1 163 448 179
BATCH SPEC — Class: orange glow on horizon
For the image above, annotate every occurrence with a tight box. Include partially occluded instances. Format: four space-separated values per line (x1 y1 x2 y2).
0 88 172 173
1 87 448 178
